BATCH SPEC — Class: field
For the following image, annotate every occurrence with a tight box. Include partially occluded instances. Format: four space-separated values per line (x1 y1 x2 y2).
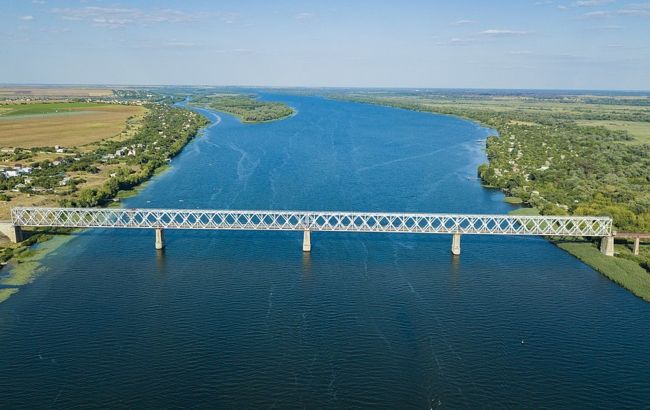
576 120 650 144
0 87 113 98
0 103 146 148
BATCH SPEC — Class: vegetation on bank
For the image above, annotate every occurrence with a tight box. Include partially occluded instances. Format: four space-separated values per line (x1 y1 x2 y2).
334 91 650 299
59 105 209 207
0 104 208 210
191 94 294 123
0 96 209 303
557 241 650 302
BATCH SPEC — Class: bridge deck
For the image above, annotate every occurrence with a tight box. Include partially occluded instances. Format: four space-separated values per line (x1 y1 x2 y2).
614 232 650 239
11 207 612 237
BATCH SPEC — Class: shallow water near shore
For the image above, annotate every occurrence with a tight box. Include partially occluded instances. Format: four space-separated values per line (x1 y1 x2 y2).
0 94 649 408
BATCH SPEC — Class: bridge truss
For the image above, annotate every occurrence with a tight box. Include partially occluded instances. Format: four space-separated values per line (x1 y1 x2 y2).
12 207 612 237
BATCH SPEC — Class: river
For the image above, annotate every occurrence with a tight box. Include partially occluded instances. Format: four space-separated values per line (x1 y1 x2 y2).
0 94 649 408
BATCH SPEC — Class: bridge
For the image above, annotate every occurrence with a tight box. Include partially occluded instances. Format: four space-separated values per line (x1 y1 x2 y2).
614 232 650 256
1 207 615 256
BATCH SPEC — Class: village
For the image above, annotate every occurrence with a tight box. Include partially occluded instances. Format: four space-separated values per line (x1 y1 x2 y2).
0 102 207 214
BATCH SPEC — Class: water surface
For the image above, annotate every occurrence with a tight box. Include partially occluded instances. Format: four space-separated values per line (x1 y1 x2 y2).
1 94 649 408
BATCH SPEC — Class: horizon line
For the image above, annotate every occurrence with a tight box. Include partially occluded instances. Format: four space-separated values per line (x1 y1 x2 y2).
1 83 649 93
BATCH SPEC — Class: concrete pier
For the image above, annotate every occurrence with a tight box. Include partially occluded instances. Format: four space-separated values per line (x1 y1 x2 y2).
600 235 614 256
634 237 640 256
303 230 311 252
155 228 165 250
451 233 461 256
0 222 23 243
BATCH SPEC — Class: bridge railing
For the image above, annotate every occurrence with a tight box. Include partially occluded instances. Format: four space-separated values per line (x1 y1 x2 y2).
11 207 612 237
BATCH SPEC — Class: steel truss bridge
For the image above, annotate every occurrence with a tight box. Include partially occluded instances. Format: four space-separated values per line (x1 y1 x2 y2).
8 207 614 255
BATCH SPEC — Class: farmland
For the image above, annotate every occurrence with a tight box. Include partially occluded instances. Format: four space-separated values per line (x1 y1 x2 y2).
576 120 650 144
0 87 113 99
0 102 146 148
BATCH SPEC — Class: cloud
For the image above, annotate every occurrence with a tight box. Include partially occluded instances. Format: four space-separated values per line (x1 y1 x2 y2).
575 0 616 6
437 29 531 46
508 50 533 54
50 6 225 28
295 12 315 21
21 15 34 21
617 8 650 15
480 29 529 36
581 2 650 17
581 10 613 17
452 19 477 25
164 41 196 48
436 37 478 46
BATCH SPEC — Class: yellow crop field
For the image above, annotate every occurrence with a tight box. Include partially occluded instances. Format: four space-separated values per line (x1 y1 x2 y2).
0 103 146 148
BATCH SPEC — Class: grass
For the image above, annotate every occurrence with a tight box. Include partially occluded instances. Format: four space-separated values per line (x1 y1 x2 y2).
504 196 523 204
0 103 145 148
557 241 650 302
508 207 540 216
0 102 112 117
576 120 650 144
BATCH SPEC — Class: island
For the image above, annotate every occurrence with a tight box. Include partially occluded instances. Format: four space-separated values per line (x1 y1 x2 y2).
191 94 294 123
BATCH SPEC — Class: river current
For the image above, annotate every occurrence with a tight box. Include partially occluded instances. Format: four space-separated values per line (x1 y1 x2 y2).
0 94 649 408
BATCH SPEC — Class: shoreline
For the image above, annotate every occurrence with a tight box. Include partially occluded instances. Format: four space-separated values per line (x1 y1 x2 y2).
0 106 215 304
341 96 650 302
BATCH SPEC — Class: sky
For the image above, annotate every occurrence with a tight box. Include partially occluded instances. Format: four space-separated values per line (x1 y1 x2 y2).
1 0 649 90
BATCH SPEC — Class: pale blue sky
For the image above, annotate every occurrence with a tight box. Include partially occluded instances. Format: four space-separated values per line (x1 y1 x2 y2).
1 0 649 89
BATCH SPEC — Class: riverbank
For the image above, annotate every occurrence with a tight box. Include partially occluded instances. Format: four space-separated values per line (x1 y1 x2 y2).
506 205 650 301
333 92 650 302
0 103 211 303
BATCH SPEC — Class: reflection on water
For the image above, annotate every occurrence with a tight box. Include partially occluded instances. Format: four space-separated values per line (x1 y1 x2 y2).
0 94 649 408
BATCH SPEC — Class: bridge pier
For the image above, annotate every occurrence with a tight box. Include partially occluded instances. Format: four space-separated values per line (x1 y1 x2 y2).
303 230 311 252
600 235 614 256
0 222 23 243
451 233 461 256
633 237 640 256
155 228 165 250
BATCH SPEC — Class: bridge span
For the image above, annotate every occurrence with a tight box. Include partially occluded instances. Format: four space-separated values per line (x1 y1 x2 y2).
3 207 614 256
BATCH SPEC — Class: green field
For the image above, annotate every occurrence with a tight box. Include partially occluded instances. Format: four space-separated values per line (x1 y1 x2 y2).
0 102 108 117
576 120 650 144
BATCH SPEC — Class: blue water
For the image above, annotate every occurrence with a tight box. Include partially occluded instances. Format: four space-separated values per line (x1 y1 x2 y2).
1 94 649 408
